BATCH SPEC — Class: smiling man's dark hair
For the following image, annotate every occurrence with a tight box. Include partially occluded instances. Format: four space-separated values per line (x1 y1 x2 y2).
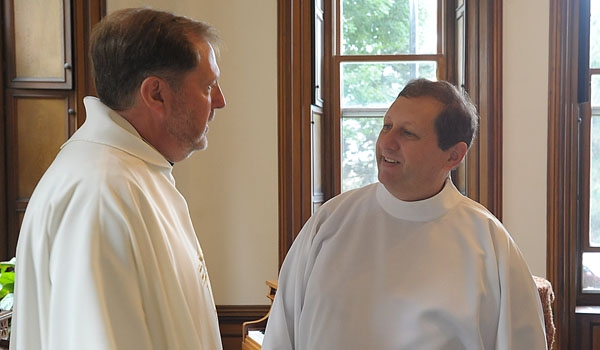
398 78 479 150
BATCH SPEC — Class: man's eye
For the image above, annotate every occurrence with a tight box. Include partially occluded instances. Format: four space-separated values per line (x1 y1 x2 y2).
381 124 391 131
402 128 417 137
207 81 219 92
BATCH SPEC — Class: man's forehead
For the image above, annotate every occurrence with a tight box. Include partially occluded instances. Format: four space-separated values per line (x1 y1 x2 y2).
385 96 441 119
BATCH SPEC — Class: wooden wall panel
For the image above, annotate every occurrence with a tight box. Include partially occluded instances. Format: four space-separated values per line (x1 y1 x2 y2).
5 0 73 89
217 305 270 350
0 0 104 260
576 312 600 349
4 91 74 257
13 0 67 81
14 95 70 197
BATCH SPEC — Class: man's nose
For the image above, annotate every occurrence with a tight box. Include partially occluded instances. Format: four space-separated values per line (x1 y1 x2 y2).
212 84 226 109
378 131 399 151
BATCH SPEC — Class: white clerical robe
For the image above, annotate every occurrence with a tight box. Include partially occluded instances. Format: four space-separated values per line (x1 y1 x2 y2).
11 97 222 350
263 180 547 350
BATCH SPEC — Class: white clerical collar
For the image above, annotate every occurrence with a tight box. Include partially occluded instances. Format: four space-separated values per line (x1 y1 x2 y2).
67 97 172 169
375 178 464 222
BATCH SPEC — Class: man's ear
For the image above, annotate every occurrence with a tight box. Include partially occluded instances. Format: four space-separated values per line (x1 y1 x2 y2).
139 76 168 114
445 142 468 170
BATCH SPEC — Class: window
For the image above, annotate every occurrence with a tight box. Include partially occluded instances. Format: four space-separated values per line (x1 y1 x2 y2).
278 0 502 266
582 0 600 294
548 0 600 347
338 0 440 192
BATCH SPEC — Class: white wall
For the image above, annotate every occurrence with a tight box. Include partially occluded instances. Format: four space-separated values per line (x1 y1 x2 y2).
106 0 550 304
106 0 279 305
502 0 549 277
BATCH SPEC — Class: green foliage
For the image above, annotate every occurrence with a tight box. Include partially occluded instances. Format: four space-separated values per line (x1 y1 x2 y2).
342 118 382 191
342 0 410 55
339 0 439 191
0 257 15 311
342 62 436 108
340 0 438 107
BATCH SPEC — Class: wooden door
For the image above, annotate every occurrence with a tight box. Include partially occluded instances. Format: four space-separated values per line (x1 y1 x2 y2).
0 0 104 260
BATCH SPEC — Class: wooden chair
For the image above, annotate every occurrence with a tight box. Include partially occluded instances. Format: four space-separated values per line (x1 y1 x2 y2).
0 310 11 350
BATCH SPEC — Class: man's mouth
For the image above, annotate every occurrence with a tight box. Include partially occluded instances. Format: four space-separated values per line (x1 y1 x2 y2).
383 156 399 164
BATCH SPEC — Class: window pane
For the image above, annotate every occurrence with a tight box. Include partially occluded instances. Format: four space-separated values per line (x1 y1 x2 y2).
583 253 600 293
591 0 600 68
342 117 381 192
340 61 437 108
592 75 600 107
588 7 600 293
591 111 600 246
341 0 438 55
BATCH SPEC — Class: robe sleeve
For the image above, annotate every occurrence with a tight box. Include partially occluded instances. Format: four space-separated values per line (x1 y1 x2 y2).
492 227 548 350
262 213 323 350
45 181 155 349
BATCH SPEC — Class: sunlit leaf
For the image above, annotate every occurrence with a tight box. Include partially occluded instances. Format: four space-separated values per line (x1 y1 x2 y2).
0 293 13 311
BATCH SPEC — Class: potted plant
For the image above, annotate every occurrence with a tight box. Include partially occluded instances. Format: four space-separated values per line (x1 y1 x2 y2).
0 258 14 311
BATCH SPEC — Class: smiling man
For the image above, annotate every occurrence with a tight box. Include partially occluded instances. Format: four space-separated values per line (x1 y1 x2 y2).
11 8 226 350
263 79 547 349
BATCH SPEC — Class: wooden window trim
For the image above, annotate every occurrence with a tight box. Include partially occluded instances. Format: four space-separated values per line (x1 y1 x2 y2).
543 0 600 347
277 0 312 266
462 0 503 218
547 0 581 347
72 0 105 127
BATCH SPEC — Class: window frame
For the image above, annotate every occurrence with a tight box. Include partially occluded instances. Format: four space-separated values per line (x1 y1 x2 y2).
547 0 592 347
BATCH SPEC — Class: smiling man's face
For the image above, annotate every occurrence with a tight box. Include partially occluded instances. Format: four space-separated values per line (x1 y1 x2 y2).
375 95 455 201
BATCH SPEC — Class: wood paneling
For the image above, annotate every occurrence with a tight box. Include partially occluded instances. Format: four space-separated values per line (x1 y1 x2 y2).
0 0 104 260
4 92 74 254
576 311 600 349
12 94 73 197
4 0 73 89
14 0 68 82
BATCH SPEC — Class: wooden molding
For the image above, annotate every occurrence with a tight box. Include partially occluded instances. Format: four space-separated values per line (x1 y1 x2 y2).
73 0 105 127
277 0 314 267
547 0 581 348
464 0 503 218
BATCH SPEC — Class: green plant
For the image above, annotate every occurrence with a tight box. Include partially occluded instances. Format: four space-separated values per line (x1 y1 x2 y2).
0 258 15 311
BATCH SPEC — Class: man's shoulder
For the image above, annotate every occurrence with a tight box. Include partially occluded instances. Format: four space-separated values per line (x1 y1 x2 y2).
450 190 497 218
320 183 378 211
32 142 165 210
